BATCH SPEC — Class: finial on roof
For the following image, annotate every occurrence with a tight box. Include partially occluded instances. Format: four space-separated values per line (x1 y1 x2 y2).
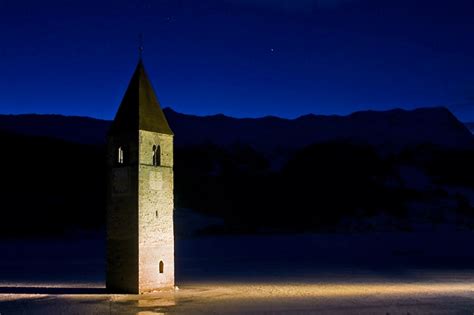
138 33 144 60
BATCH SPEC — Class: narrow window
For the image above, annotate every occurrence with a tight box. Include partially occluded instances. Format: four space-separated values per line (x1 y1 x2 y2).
155 210 158 218
159 260 164 273
118 147 124 164
152 145 161 166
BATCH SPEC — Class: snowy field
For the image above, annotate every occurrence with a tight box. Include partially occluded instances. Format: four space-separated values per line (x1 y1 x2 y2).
1 231 474 314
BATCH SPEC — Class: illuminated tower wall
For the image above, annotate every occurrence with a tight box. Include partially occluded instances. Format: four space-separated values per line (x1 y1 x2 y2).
106 60 174 293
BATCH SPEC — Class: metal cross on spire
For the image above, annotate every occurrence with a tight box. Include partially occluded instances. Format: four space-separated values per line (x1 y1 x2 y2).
138 33 144 60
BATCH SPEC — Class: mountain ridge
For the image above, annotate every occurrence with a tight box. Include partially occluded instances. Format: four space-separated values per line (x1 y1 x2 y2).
0 106 472 152
1 107 474 236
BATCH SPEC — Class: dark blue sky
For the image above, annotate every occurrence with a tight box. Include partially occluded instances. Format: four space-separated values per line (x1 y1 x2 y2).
1 0 474 120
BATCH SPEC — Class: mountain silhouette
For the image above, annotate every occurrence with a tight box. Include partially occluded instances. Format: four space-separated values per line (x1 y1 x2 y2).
0 107 472 152
1 106 474 236
464 122 474 134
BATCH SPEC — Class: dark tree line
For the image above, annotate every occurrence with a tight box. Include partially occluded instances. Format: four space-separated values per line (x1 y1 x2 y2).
0 128 473 237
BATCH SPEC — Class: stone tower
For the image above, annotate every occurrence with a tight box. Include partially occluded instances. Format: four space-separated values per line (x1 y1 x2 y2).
106 59 174 294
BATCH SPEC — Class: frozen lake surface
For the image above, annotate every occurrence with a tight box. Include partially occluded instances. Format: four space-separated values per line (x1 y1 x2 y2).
1 231 474 314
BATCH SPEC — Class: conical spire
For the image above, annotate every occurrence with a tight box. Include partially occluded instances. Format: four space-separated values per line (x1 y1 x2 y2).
109 60 173 135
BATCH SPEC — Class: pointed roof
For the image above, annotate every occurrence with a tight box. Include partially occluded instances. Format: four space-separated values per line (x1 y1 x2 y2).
109 60 173 135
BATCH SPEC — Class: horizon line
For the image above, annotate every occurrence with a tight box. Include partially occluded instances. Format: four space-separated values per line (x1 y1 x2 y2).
0 105 457 122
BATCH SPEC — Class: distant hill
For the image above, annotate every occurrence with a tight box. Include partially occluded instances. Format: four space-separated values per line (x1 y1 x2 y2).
464 122 474 134
1 107 474 237
0 106 472 152
0 114 110 145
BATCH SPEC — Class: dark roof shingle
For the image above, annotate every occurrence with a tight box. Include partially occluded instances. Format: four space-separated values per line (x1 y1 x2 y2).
109 60 173 135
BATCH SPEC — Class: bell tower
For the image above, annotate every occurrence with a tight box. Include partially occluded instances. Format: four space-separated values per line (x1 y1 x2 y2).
106 59 174 293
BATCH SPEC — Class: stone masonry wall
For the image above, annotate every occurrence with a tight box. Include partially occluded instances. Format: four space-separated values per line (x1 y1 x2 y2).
106 134 139 293
138 131 174 292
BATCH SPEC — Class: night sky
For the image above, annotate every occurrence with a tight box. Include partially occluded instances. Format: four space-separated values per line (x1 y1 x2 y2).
1 0 474 120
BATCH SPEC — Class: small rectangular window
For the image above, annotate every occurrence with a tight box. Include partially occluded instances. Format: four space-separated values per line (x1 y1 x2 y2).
118 147 124 164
